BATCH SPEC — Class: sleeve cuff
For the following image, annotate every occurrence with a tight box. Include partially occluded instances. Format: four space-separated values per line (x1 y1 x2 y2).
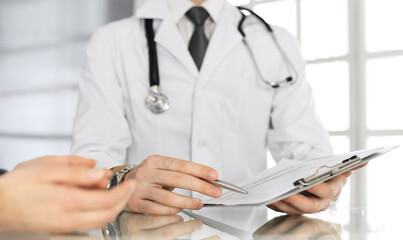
0 169 8 176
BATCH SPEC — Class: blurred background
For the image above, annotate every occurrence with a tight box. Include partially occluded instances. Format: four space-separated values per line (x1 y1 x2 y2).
0 0 402 239
0 0 134 169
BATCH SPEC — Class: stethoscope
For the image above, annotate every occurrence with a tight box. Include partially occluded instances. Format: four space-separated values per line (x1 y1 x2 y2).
145 7 298 114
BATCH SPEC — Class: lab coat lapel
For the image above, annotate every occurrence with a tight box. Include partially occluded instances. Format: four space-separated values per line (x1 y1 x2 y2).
154 18 199 77
136 0 198 77
199 4 243 80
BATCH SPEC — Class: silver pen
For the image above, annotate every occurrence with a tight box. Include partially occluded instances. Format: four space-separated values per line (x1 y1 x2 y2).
206 179 248 194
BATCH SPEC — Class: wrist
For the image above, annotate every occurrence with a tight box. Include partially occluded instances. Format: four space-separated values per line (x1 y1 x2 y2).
122 166 137 181
0 169 7 176
110 165 131 175
107 165 136 190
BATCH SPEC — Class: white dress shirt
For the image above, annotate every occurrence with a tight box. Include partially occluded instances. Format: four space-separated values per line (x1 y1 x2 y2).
166 0 226 45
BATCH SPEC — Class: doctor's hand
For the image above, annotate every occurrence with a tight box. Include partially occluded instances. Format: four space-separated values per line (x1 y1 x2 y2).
267 171 351 215
123 155 223 215
267 162 368 215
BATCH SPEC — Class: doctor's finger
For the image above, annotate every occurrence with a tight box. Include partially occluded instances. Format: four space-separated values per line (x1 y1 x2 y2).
282 194 331 214
341 170 353 177
268 201 304 215
140 187 204 210
143 155 219 181
352 162 368 171
138 168 222 198
306 175 347 200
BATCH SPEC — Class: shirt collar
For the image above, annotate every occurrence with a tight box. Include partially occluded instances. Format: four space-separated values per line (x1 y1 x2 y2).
166 0 226 24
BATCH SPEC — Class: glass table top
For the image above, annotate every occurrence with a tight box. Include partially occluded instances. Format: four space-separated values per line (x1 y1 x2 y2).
1 204 400 240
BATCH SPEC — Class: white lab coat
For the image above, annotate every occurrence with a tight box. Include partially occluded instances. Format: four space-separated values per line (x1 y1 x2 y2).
71 0 333 184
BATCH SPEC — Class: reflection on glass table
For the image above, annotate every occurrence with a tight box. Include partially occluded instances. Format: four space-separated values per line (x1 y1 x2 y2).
101 210 341 240
1 202 399 240
102 212 217 240
252 215 342 240
184 206 343 240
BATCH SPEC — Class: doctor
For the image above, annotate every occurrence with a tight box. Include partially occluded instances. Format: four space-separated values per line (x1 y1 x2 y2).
72 0 350 215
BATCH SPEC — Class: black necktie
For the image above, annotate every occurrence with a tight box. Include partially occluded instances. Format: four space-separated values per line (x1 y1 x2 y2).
186 7 210 70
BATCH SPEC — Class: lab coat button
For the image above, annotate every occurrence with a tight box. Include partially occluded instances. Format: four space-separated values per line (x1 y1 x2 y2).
198 141 207 148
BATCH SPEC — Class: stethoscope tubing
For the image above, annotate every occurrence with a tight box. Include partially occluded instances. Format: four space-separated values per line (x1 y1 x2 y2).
145 19 160 87
237 7 298 88
237 6 273 36
143 7 299 113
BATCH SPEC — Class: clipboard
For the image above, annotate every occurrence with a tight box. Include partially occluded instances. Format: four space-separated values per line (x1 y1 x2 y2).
293 154 362 188
203 145 399 206
262 145 398 206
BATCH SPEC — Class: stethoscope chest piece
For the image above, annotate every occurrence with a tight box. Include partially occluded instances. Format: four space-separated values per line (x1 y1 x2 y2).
145 85 170 114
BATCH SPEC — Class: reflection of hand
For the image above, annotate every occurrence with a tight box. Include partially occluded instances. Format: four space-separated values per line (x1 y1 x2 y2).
267 171 351 215
0 156 135 233
117 212 203 240
253 215 342 240
124 155 223 215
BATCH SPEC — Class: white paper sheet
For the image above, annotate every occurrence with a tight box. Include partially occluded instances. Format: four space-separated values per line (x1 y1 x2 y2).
203 146 398 206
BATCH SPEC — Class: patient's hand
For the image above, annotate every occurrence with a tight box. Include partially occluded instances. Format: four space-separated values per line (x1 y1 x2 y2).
0 156 135 233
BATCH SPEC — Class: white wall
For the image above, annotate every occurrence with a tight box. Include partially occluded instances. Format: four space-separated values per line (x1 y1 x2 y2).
0 0 134 170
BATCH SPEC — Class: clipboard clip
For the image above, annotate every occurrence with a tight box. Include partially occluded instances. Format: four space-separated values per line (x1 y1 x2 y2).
293 155 362 188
